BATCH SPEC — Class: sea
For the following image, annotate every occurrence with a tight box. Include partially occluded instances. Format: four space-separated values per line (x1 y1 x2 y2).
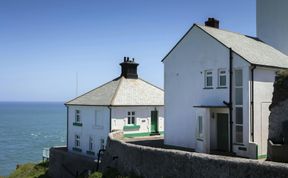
0 102 66 176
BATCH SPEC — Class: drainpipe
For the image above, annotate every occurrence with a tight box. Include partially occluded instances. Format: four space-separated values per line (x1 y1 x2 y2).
251 65 256 142
229 48 233 153
108 106 112 132
66 106 69 148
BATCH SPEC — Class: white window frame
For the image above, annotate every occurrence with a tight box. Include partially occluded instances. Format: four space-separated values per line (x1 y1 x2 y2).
75 110 81 123
218 69 227 87
127 111 136 125
204 70 213 88
197 116 203 139
234 69 243 144
75 134 80 148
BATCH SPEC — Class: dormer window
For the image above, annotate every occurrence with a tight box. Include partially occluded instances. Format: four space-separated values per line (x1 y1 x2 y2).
204 70 213 88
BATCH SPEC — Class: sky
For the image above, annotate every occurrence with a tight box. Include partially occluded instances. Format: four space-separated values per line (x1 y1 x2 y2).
0 0 256 102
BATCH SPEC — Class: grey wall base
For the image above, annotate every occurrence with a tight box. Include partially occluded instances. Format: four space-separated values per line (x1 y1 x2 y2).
48 147 97 178
102 131 288 178
268 140 288 163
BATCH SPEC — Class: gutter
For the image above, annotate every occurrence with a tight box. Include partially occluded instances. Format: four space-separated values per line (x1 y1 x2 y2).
250 65 256 142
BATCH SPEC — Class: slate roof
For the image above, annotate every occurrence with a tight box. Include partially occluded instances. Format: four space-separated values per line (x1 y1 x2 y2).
65 77 164 106
163 24 288 69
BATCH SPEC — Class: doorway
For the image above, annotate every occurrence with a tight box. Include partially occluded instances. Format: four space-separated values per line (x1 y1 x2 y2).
217 113 229 152
151 110 158 133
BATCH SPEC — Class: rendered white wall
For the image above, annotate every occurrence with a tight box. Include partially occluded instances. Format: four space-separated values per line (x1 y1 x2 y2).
164 26 230 149
67 106 110 157
111 106 164 134
257 0 288 55
253 67 276 156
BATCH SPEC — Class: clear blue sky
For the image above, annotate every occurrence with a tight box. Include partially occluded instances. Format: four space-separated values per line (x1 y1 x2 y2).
0 0 256 102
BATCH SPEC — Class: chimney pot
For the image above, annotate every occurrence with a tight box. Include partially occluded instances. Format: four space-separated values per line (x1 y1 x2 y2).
205 18 219 28
120 57 139 79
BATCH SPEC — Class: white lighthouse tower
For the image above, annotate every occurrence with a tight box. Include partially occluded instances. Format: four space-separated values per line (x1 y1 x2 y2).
257 0 288 55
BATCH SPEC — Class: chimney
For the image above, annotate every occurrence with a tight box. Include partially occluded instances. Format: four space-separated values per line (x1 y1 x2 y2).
205 18 219 28
120 57 139 79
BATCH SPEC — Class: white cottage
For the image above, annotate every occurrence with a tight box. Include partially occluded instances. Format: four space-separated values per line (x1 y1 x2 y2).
163 18 288 159
65 58 164 157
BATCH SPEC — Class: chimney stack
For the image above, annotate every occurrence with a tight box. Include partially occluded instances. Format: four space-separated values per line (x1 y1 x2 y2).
205 18 219 28
120 57 139 79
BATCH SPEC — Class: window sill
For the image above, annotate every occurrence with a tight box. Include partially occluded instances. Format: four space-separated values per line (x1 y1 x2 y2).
203 87 213 90
86 150 95 155
73 122 83 127
233 143 244 146
217 87 227 89
123 125 140 131
72 147 82 152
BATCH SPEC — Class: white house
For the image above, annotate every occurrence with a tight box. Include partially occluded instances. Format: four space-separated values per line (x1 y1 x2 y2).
65 58 164 157
163 17 288 159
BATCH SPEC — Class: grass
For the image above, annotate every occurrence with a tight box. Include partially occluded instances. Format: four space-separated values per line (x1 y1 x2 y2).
8 162 50 178
8 161 140 178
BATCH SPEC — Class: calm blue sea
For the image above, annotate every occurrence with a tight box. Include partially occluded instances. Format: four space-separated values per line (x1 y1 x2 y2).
0 102 66 176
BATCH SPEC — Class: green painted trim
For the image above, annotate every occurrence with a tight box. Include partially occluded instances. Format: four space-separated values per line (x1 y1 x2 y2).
73 122 83 127
257 154 267 159
86 150 95 155
72 147 82 152
123 125 140 131
124 131 164 138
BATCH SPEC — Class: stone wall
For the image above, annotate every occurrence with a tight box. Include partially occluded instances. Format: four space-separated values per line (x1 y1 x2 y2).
48 146 98 178
102 131 288 178
269 99 288 143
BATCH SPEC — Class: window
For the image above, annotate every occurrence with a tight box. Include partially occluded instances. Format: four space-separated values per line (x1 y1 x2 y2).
234 69 243 143
89 136 93 151
75 110 81 123
75 135 80 148
95 111 103 127
127 111 136 125
218 69 227 87
204 70 213 88
198 116 203 138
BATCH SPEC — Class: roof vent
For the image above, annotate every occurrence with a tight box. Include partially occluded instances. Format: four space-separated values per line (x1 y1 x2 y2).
120 57 139 79
205 18 219 28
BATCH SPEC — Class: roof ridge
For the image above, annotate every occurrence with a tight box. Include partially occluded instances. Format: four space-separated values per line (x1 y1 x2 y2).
65 76 121 105
110 76 124 105
138 78 164 91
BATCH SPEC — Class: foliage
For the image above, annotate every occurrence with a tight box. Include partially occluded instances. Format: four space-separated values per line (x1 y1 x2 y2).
8 162 50 178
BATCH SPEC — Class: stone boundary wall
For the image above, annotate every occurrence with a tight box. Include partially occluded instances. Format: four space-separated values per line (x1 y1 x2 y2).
101 131 288 178
48 146 97 178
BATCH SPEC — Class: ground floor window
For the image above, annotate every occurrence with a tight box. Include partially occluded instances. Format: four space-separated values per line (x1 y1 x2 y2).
75 135 80 147
127 111 136 125
89 136 94 151
198 116 203 138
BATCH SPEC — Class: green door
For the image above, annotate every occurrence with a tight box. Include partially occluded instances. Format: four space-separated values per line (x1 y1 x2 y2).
151 111 158 133
217 113 229 152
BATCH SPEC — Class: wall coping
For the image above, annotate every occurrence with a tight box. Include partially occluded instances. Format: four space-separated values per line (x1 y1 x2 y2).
108 131 288 169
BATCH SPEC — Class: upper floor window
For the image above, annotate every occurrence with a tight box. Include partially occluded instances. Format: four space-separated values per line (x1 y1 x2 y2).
127 111 136 125
218 69 227 87
75 110 81 123
95 111 103 127
204 70 213 88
